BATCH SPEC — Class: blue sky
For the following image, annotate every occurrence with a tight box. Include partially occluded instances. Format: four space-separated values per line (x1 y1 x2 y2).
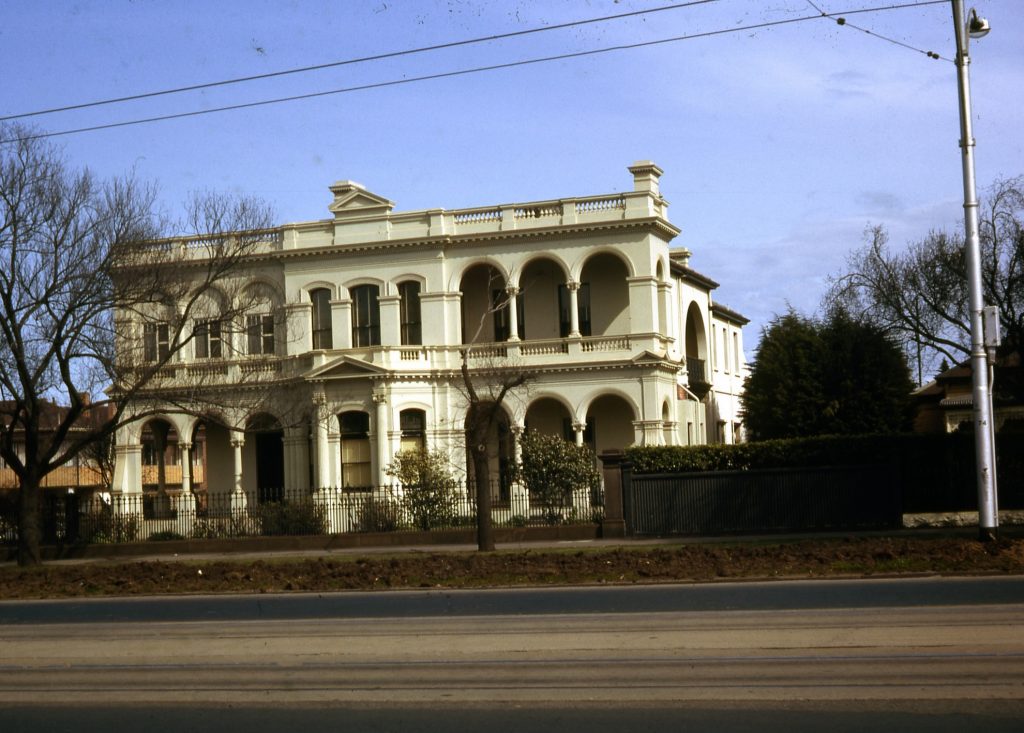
3 0 1022 356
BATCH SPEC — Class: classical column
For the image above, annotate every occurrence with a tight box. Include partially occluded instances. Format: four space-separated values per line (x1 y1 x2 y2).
567 280 581 338
374 392 390 487
176 441 196 518
179 442 193 495
572 421 585 448
506 285 520 342
230 437 247 512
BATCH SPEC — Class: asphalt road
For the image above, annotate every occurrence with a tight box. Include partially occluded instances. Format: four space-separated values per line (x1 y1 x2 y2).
2 578 1023 731
4 574 1024 624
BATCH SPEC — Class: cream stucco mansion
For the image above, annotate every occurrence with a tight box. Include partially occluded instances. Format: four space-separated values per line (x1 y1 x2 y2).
111 162 747 503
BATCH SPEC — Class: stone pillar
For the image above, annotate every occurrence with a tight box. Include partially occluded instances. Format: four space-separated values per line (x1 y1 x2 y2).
230 437 247 512
285 301 313 355
112 441 143 494
598 450 629 538
179 442 193 495
506 285 520 342
176 441 196 526
627 275 659 341
567 280 581 338
639 420 664 446
333 298 352 350
379 294 401 347
572 421 585 448
374 392 389 486
284 425 311 492
658 281 673 346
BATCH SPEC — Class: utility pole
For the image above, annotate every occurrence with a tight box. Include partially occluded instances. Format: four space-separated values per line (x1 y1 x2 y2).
951 0 998 540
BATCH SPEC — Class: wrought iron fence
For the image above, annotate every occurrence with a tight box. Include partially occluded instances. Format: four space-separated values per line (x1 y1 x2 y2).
1 482 604 546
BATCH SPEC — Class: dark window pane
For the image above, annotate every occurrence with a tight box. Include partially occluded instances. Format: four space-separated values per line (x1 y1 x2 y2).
310 288 333 350
399 281 422 345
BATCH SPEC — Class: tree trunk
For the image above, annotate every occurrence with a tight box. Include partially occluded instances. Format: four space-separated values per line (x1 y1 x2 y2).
472 443 494 552
17 475 42 566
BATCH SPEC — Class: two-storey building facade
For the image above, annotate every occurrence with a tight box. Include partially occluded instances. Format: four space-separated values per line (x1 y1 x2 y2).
111 162 747 504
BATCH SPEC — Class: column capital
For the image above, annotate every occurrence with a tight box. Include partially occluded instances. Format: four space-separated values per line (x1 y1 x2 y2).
565 280 581 292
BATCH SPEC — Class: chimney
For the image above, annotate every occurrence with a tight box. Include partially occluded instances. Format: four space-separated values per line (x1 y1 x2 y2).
628 160 664 196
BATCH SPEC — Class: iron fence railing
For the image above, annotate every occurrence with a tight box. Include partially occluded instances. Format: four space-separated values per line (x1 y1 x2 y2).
1 482 605 546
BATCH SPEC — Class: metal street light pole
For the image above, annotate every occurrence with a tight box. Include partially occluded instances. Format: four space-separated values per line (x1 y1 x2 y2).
951 0 998 541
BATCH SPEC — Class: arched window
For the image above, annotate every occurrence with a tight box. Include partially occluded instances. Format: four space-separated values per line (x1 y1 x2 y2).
400 409 426 453
351 284 381 347
339 411 372 488
398 281 422 345
310 288 332 350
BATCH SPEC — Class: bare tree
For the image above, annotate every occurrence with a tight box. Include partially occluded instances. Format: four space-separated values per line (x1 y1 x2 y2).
0 124 275 565
824 177 1024 383
457 275 531 552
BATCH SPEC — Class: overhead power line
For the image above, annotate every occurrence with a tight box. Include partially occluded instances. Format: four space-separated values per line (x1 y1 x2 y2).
0 1 716 123
2 0 950 145
805 0 948 60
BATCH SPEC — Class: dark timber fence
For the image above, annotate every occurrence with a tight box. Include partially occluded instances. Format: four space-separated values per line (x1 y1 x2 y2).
599 432 1024 538
623 464 900 536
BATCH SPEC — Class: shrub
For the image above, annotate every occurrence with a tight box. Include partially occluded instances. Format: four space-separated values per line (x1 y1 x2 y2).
386 449 459 530
355 497 402 533
626 435 915 474
258 500 327 536
516 431 601 525
147 530 186 542
79 509 139 544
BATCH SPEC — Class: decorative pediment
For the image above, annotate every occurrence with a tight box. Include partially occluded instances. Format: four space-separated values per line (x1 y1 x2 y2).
304 354 391 381
327 180 395 218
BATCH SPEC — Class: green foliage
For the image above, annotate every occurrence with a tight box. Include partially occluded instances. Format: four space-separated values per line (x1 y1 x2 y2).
386 449 460 530
79 509 140 544
257 500 327 537
516 431 601 525
626 435 910 474
355 497 402 533
743 309 914 440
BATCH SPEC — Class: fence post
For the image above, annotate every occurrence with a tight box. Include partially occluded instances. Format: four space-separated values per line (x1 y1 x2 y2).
599 450 629 538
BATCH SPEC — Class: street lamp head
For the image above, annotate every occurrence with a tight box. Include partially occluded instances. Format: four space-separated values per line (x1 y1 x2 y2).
968 8 990 39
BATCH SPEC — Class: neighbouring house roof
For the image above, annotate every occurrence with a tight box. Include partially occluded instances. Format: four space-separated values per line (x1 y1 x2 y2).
912 350 1024 432
0 399 116 433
